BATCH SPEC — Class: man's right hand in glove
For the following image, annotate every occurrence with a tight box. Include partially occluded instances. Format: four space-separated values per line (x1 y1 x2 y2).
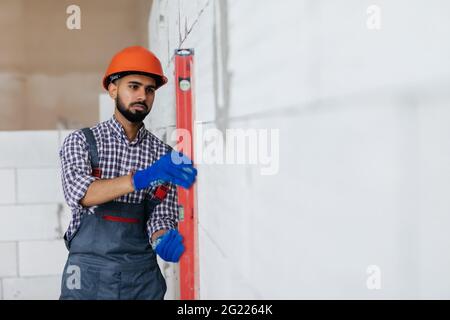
132 151 197 190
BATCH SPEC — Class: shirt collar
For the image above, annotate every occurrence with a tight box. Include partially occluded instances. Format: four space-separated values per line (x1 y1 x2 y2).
108 115 147 145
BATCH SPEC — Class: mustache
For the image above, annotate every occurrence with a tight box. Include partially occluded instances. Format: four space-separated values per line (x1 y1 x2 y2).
130 101 148 109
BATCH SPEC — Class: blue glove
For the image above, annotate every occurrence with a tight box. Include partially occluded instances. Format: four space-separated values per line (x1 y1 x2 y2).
154 229 185 262
132 151 197 191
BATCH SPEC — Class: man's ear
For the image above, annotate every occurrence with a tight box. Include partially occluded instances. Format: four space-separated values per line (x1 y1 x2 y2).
108 81 118 99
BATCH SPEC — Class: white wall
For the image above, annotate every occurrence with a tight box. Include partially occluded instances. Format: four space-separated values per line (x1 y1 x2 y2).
0 130 72 299
148 0 450 299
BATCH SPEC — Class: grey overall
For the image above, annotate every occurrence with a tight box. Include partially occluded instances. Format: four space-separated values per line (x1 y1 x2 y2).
59 128 167 300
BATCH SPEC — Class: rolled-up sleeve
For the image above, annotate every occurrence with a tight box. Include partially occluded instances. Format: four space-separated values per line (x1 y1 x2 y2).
147 182 179 241
60 131 97 211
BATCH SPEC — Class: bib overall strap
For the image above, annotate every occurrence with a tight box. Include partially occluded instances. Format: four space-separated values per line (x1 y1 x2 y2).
81 127 102 178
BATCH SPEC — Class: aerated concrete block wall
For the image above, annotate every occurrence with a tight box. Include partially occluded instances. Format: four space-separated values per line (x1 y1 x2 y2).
0 130 72 299
148 0 450 299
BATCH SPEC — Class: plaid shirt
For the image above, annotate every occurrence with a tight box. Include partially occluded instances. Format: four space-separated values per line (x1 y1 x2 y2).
60 115 178 243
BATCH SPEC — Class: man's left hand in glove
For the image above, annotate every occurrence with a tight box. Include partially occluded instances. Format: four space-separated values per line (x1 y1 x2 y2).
152 229 184 262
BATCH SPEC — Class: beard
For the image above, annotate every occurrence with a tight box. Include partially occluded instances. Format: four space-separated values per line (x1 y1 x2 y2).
116 94 150 123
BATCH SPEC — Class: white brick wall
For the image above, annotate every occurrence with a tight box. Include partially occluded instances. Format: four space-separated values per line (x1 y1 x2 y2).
0 204 63 241
0 130 70 299
2 276 62 300
0 131 59 168
99 94 115 124
149 0 450 299
0 242 18 278
18 240 67 277
0 170 15 204
16 168 63 204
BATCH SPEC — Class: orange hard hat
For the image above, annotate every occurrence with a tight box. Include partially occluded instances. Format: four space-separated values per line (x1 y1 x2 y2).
102 46 168 90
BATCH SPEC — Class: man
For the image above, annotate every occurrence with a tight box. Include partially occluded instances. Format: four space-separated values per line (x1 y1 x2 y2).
59 46 197 300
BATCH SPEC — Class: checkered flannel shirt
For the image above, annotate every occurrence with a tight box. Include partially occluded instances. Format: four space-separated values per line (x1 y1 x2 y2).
60 115 178 243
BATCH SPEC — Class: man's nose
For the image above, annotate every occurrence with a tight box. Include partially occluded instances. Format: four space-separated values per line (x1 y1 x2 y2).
135 87 146 101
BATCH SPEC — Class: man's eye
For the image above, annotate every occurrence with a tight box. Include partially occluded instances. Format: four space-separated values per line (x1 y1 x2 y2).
146 88 155 94
129 85 138 89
